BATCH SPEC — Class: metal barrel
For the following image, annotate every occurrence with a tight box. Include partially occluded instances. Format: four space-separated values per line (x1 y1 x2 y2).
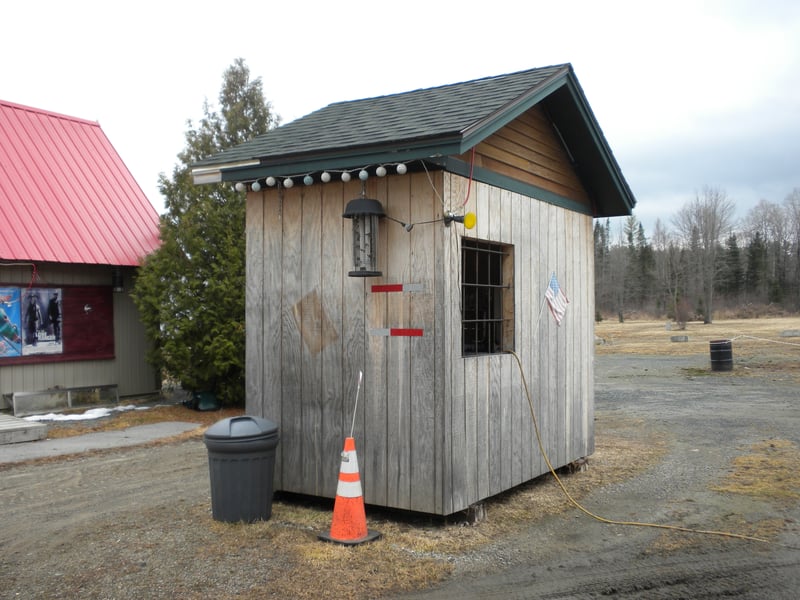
709 339 733 371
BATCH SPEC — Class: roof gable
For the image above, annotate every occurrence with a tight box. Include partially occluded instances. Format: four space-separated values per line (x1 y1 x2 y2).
0 100 160 266
193 64 635 217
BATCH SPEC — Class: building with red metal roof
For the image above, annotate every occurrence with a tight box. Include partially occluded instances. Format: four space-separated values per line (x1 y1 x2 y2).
1 100 161 412
0 99 159 265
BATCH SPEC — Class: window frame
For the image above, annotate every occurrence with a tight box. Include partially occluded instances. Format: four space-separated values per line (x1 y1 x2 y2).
460 238 515 357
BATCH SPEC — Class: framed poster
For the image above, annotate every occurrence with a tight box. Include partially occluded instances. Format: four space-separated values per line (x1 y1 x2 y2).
0 287 22 358
21 288 63 356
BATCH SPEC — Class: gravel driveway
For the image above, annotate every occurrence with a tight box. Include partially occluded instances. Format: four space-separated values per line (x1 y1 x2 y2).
2 352 799 599
396 354 800 599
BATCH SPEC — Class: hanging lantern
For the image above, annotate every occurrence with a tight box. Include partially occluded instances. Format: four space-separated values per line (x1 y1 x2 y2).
342 197 385 277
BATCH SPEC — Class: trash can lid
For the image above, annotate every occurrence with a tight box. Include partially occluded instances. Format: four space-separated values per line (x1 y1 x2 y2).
204 415 279 440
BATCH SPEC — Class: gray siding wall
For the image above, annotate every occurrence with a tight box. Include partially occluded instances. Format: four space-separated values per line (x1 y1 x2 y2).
246 171 594 515
441 174 594 514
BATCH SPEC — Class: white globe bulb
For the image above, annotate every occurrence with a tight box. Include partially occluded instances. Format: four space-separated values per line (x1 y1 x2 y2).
251 181 261 192
321 171 331 183
266 176 276 187
376 166 387 177
284 178 294 188
359 169 369 181
396 163 407 175
303 175 314 186
235 182 246 192
341 172 351 182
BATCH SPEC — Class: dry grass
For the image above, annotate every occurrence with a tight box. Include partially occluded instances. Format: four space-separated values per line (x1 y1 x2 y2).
181 424 667 599
44 402 244 439
595 316 800 382
711 439 800 502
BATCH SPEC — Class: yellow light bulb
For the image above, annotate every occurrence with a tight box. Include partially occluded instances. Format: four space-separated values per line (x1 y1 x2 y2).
463 212 477 230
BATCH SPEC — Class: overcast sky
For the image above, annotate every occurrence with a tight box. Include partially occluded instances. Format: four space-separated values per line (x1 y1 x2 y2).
3 0 798 236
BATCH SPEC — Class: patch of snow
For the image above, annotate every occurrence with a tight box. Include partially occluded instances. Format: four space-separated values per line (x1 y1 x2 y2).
23 405 150 422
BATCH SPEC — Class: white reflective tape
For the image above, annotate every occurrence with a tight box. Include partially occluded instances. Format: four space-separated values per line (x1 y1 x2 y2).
336 479 363 498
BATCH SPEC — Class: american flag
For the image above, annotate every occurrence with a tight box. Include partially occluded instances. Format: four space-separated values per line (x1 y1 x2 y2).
545 272 569 326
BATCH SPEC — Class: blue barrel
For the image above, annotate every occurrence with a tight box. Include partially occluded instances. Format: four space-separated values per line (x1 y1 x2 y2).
709 339 733 371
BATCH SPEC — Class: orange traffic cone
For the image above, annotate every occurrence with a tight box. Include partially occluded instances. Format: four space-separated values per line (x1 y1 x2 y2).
318 437 381 545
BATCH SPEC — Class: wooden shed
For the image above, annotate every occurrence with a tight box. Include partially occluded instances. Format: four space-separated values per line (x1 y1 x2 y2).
0 100 161 414
192 64 635 515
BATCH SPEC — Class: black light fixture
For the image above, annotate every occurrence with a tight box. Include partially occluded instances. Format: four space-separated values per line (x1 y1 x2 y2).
443 211 477 229
111 266 124 292
343 197 385 277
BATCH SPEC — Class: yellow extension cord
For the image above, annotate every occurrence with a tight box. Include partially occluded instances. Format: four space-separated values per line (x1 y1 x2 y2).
509 350 773 545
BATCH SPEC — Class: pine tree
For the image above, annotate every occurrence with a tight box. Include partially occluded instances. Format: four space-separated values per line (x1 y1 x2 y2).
132 59 278 406
745 231 767 302
718 234 743 300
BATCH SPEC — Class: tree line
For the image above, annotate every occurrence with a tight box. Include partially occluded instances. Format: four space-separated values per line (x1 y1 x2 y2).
595 186 800 324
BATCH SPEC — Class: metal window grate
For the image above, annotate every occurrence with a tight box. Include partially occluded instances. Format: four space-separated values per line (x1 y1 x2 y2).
461 239 514 356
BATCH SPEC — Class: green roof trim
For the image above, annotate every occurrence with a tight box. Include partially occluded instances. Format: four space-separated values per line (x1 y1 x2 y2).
192 64 635 217
442 157 594 216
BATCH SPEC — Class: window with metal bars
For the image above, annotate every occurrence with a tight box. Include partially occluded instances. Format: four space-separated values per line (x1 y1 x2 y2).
461 238 514 356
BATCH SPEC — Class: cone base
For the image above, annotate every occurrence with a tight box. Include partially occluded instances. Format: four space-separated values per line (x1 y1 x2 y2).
318 529 382 546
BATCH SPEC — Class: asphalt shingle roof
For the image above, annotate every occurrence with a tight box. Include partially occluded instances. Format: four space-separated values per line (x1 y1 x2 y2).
194 64 568 168
192 63 635 216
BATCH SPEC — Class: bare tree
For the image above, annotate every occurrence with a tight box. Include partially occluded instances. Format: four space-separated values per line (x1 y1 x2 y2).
652 219 683 323
784 188 800 309
672 186 736 323
743 198 792 303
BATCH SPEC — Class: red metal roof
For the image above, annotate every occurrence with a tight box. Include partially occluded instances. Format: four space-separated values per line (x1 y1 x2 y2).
0 99 160 266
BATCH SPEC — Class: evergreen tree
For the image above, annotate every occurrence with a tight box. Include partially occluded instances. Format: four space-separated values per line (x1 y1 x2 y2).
593 220 610 318
132 59 278 406
623 215 640 306
718 233 743 299
745 231 767 302
634 223 655 307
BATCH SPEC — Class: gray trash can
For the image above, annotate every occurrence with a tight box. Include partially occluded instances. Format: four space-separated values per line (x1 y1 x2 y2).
203 416 279 523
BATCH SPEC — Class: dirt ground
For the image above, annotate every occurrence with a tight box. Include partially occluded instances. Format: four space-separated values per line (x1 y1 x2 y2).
2 318 799 599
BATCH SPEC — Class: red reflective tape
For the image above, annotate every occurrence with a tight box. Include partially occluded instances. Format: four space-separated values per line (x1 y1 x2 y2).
371 283 424 293
371 284 403 293
390 328 423 337
339 471 361 483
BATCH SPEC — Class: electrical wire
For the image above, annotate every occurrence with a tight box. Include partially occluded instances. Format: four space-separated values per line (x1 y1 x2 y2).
420 160 446 209
459 146 476 207
0 262 39 289
509 346 780 546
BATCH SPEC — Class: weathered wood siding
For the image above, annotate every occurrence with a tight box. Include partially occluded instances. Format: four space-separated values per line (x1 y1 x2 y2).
247 173 445 511
0 264 158 398
246 166 594 515
442 173 594 513
458 105 592 209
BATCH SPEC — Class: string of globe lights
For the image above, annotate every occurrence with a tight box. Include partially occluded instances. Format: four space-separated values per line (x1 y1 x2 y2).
234 162 409 193
232 158 477 236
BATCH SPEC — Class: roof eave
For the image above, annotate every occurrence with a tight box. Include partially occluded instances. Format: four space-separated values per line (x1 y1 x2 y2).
460 65 572 149
555 75 636 217
191 137 464 185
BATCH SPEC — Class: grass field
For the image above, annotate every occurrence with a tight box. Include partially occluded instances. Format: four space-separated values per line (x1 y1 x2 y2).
595 316 800 382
